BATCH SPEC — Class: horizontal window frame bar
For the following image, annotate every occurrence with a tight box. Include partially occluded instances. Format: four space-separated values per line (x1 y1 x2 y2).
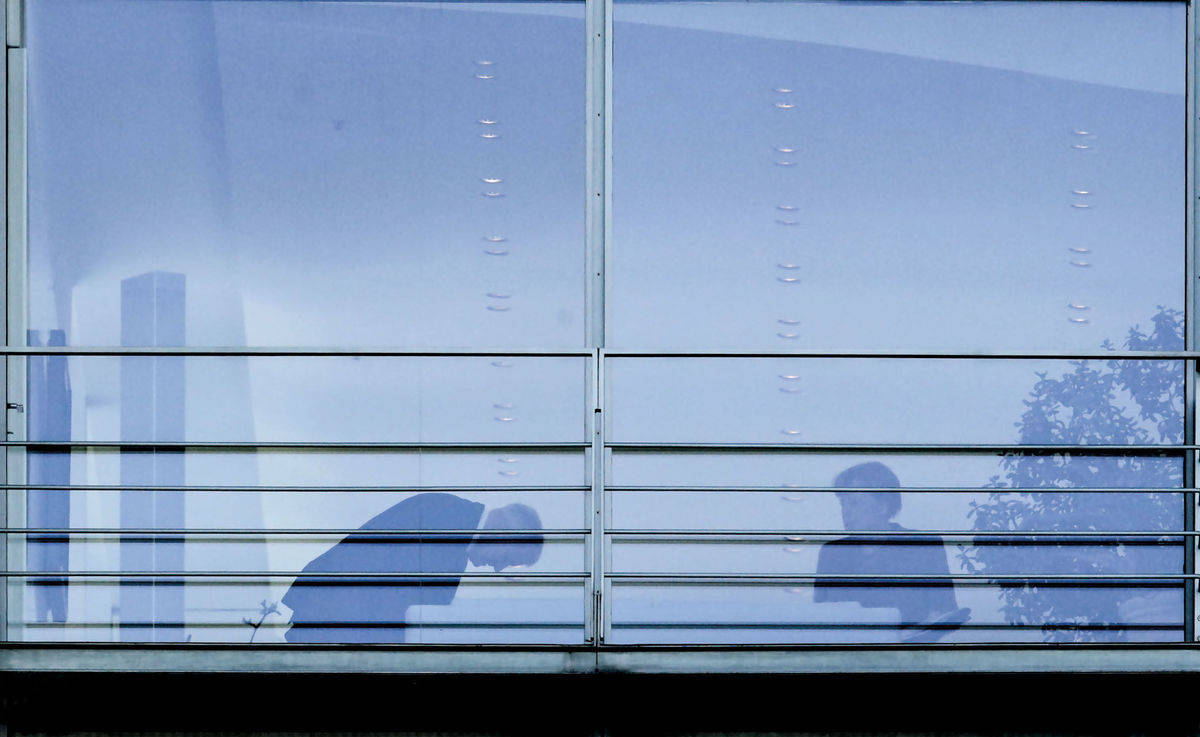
611 622 1181 631
607 529 1193 538
0 347 593 357
607 573 1198 581
608 486 1186 494
4 571 588 579
0 348 1193 359
0 485 587 492
23 628 585 633
2 441 588 449
604 350 1199 360
8 528 587 536
9 528 1178 539
607 443 1189 453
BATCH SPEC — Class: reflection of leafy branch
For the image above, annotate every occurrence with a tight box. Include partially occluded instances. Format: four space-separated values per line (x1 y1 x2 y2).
958 307 1184 642
242 599 281 643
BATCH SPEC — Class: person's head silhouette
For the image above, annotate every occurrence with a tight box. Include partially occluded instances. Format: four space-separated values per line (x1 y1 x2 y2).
833 461 902 531
467 503 545 572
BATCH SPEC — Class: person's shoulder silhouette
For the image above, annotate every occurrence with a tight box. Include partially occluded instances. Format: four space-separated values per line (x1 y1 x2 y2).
281 492 485 644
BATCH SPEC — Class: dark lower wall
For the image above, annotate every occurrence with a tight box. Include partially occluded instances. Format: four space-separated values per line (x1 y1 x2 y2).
3 672 1200 735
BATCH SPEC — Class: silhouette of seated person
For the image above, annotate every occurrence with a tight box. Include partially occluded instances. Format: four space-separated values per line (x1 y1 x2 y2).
814 462 970 643
281 492 543 643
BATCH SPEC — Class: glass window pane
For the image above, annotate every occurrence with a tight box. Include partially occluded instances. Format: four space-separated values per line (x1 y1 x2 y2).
611 0 1184 351
609 583 1183 644
27 0 586 348
606 358 1184 445
608 452 1184 644
25 356 587 443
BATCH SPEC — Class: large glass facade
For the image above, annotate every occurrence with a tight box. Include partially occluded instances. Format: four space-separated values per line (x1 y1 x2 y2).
5 0 1193 649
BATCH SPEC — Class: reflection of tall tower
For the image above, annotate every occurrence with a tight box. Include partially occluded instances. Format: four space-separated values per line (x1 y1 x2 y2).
27 328 71 624
119 271 186 642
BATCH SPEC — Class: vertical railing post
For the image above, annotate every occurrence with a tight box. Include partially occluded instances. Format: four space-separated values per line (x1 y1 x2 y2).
1187 0 1198 643
5 14 25 644
585 0 610 646
0 0 8 646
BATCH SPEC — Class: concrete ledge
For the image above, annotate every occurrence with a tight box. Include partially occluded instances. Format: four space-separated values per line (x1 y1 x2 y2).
6 644 1200 675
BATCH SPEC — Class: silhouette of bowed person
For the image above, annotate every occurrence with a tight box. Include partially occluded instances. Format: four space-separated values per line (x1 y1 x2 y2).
281 493 543 643
814 462 970 642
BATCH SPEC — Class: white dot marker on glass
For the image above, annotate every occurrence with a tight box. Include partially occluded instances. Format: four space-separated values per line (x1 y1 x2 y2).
494 402 514 409
777 319 801 326
495 416 516 422
486 305 512 312
485 236 507 243
1068 317 1090 325
478 118 497 125
476 60 495 66
479 132 500 139
484 248 509 256
1071 203 1091 209
1072 144 1091 150
476 73 495 80
778 374 802 381
482 177 502 184
1070 260 1092 268
774 146 796 153
1068 303 1090 310
498 470 519 477
483 191 505 198
498 457 518 463
779 386 802 393
774 102 795 109
777 263 801 270
775 161 796 167
1068 247 1091 254
486 292 512 299
1072 189 1091 195
777 332 800 340
777 205 798 212
777 276 801 283
781 429 802 436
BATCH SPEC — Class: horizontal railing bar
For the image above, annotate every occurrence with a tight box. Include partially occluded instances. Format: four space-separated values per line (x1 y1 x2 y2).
604 350 1200 360
0 485 586 493
20 621 583 629
2 441 588 449
2 348 1192 359
7 528 587 536
609 628 1180 633
9 571 1180 581
607 529 1194 538
608 486 1187 494
3 571 587 579
607 443 1188 453
0 347 592 357
8 528 1179 539
607 573 1198 581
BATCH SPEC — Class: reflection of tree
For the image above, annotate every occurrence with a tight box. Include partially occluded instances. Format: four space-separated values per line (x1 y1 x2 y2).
959 308 1184 642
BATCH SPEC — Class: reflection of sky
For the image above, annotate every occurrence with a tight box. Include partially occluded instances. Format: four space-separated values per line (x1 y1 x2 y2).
28 0 585 348
612 1 1185 351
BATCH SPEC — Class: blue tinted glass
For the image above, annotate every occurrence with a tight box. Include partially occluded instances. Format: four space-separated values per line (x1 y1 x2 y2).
611 1 1185 351
23 356 587 442
607 357 1185 444
27 0 585 348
